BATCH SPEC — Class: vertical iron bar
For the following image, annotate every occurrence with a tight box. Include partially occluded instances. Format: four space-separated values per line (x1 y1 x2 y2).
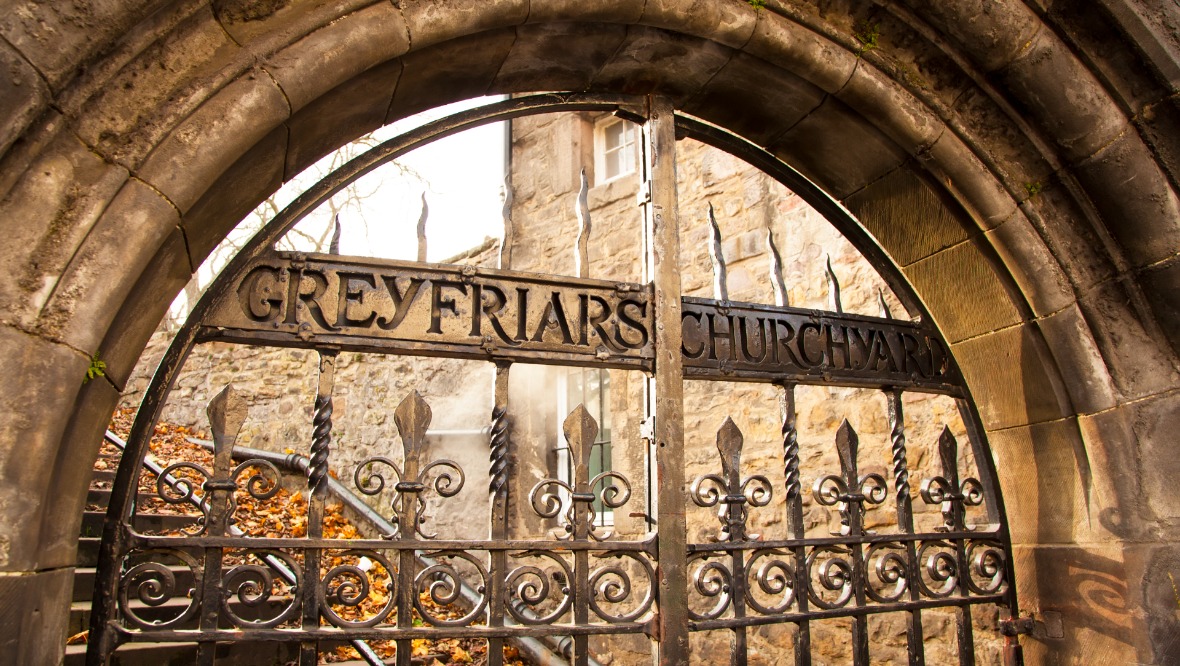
565 406 599 666
777 382 811 666
302 351 337 665
887 391 926 666
643 95 689 666
715 419 747 666
941 429 976 665
196 386 248 665
393 392 432 666
835 422 870 665
707 203 729 302
487 361 512 666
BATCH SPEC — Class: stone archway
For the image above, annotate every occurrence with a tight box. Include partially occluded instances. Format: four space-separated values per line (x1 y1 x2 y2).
0 1 1176 663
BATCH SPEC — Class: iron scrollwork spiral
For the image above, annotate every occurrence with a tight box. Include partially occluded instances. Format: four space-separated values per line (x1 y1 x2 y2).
805 546 855 610
118 548 203 630
966 540 1006 594
415 550 489 626
864 542 909 603
744 548 797 615
915 540 959 598
318 549 397 628
587 551 655 623
353 456 466 538
505 550 574 625
221 549 302 628
687 553 733 621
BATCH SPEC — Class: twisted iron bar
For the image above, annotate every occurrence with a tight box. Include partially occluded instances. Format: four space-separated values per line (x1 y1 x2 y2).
888 393 910 503
489 404 510 497
780 384 800 500
309 393 333 497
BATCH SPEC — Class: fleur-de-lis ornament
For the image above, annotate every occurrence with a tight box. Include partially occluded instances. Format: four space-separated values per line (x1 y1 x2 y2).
690 418 773 542
920 427 984 532
354 391 465 539
529 405 632 541
812 420 888 536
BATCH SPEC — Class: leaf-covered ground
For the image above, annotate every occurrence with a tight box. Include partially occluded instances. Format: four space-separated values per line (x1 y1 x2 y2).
81 408 531 666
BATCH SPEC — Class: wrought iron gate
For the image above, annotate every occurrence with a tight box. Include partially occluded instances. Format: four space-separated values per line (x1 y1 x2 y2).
88 94 1022 665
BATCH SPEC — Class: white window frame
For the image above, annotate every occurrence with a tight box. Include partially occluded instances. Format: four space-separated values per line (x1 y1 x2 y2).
593 115 639 185
555 367 615 528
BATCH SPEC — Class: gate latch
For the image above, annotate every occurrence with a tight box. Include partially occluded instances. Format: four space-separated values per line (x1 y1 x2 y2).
998 616 1034 636
640 416 655 442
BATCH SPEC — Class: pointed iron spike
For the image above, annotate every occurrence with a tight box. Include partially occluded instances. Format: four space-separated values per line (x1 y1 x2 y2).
415 192 429 263
877 289 893 319
207 384 248 460
707 202 729 301
500 171 514 270
394 391 433 463
575 168 591 279
716 417 744 481
825 254 843 313
937 426 959 480
328 214 342 255
766 227 788 307
563 404 600 473
835 418 859 478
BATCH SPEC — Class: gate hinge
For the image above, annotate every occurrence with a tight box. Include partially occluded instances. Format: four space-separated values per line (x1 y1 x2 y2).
644 613 661 640
637 181 652 206
640 416 655 442
998 616 1034 636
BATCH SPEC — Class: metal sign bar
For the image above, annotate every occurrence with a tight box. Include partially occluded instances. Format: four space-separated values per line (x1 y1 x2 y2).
680 297 962 393
203 253 963 393
204 252 654 368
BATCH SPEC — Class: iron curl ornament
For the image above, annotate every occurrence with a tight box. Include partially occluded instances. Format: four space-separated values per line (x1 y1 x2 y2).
744 548 798 615
529 404 633 541
504 550 575 625
690 417 773 543
587 550 656 623
318 549 397 628
220 548 302 628
920 427 984 532
117 548 204 630
811 420 887 536
353 391 466 539
415 550 489 626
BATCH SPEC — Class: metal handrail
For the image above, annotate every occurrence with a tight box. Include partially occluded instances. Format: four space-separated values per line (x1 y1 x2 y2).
103 431 386 666
184 436 587 666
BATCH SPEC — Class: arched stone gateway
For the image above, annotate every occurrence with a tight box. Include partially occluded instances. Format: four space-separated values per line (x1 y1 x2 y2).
0 1 1176 664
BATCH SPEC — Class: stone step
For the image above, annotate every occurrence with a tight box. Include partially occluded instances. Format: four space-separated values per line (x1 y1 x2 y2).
69 595 298 636
85 488 156 508
81 511 201 536
65 639 301 666
77 538 101 568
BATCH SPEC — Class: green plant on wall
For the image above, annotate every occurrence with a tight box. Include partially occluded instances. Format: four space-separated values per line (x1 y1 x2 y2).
854 21 880 55
747 0 766 9
85 352 107 384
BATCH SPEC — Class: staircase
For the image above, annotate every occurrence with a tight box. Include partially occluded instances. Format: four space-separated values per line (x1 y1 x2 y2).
64 434 307 666
67 429 567 666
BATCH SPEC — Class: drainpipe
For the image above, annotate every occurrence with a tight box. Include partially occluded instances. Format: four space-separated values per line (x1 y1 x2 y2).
188 437 596 666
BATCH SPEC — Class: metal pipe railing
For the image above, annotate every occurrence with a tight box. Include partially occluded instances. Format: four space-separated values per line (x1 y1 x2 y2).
186 436 590 666
103 431 387 666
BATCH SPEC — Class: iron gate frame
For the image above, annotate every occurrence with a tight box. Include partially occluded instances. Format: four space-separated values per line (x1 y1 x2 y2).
88 93 1022 666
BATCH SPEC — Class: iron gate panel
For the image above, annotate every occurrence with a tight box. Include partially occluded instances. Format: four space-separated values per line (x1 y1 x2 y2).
88 94 1021 666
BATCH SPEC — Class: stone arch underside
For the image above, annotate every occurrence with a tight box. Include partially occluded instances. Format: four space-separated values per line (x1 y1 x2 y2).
0 1 1177 663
